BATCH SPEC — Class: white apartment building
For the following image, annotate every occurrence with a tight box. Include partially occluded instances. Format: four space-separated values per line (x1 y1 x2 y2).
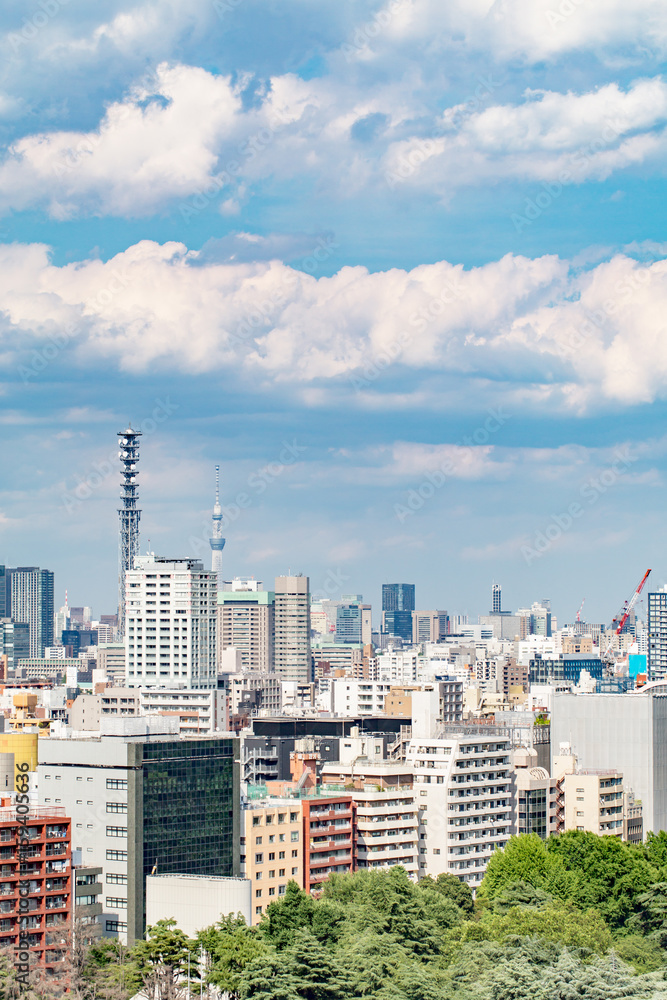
406 727 513 888
354 789 419 878
376 649 423 684
330 680 393 716
138 688 226 734
125 556 217 690
562 770 624 837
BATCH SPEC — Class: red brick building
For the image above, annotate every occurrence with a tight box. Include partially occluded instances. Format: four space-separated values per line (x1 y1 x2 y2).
302 795 355 891
0 806 72 973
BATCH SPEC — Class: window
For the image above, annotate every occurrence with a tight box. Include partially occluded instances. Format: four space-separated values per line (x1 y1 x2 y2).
255 906 262 915
279 885 286 895
292 867 298 875
106 850 127 861
269 887 275 896
279 851 285 860
290 812 298 822
255 889 262 898
253 817 261 827
255 853 263 864
266 815 274 825
268 870 275 878
255 837 262 845
106 898 127 908
106 779 128 790
291 831 299 842
106 920 127 933
106 874 128 885
256 872 262 880
268 835 275 844
576 811 584 817
433 849 440 855
279 833 285 842
106 803 127 814
268 853 275 861
279 868 285 876
292 850 298 858
106 827 127 838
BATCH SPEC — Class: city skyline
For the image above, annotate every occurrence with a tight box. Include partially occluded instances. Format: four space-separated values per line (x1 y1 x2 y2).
2 3 667 627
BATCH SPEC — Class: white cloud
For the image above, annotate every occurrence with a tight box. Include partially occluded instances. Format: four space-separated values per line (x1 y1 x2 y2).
4 238 667 413
1 60 665 217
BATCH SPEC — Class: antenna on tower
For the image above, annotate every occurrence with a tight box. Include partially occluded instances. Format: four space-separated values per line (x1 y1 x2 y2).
209 464 226 590
117 425 142 637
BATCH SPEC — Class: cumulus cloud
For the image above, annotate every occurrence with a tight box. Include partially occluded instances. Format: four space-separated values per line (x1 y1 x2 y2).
0 60 665 217
3 238 667 413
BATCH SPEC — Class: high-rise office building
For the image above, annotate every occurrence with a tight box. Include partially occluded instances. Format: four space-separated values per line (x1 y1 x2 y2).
274 575 311 683
39 724 239 944
492 583 501 614
411 610 448 644
381 583 415 642
0 619 30 672
218 578 275 672
382 583 415 613
7 567 54 657
125 556 217 689
648 589 667 680
335 598 372 645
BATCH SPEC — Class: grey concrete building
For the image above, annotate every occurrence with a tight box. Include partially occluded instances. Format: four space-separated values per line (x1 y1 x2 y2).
551 687 667 836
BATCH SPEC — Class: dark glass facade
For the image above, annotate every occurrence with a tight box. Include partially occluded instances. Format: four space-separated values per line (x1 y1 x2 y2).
518 788 547 838
382 610 413 642
127 737 239 942
381 584 415 613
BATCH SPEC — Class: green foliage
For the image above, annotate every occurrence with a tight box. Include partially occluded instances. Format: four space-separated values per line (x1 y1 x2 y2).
614 933 666 974
478 834 580 902
489 879 553 912
198 914 270 1000
259 881 315 948
418 872 474 917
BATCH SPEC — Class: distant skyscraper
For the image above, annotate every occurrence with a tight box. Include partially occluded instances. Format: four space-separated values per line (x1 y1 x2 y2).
209 465 226 589
8 567 54 658
382 584 415 613
381 584 415 642
492 583 501 614
274 575 311 682
118 426 142 637
125 555 218 689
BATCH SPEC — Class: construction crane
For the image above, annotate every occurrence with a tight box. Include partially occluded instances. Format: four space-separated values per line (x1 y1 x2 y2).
602 569 651 673
611 569 651 636
575 598 585 623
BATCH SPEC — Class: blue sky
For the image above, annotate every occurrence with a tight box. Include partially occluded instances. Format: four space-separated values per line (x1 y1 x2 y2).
2 0 667 625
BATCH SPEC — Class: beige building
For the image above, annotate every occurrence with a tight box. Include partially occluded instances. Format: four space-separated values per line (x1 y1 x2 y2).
97 643 126 684
354 788 418 878
562 770 625 837
217 581 274 673
241 800 304 924
274 576 311 683
562 635 594 656
411 611 448 644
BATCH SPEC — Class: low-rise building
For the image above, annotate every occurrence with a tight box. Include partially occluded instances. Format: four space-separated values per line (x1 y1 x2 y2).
0 805 72 973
